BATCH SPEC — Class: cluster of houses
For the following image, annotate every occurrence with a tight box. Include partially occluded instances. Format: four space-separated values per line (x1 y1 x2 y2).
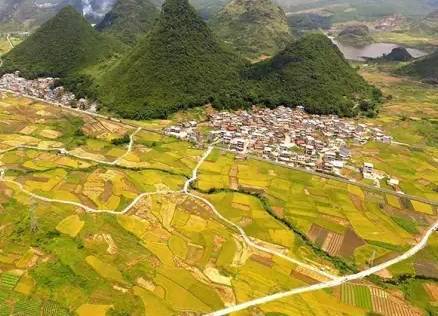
164 121 202 144
166 106 394 178
0 72 97 111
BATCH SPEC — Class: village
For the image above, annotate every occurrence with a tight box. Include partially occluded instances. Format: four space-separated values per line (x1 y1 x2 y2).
164 106 400 190
0 72 97 111
0 72 399 191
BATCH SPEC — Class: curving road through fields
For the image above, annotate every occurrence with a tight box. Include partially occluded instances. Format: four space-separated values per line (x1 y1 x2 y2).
0 135 336 280
0 90 436 315
207 218 438 316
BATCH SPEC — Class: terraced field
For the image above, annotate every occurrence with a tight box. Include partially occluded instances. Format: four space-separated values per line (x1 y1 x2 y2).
197 150 437 272
0 93 436 315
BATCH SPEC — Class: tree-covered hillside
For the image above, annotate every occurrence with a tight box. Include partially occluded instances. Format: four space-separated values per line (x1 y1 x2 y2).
0 0 115 31
98 0 244 119
244 34 381 117
1 6 114 78
96 0 159 45
1 0 380 119
400 52 438 83
0 0 82 32
190 0 229 20
275 0 438 21
211 0 292 60
336 24 373 47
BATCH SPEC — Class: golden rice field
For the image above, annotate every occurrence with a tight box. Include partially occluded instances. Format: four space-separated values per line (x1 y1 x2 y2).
0 94 436 315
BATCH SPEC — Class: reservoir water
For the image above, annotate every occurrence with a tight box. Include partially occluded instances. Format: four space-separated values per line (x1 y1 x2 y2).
329 38 428 61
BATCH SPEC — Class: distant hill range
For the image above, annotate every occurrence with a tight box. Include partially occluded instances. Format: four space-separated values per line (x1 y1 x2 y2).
96 0 159 45
1 6 114 77
275 0 438 21
243 34 380 117
0 0 226 32
4 0 438 32
0 0 120 31
0 0 78 31
400 51 438 84
1 0 381 119
411 10 438 34
287 13 332 35
210 0 292 60
98 0 245 119
336 25 373 47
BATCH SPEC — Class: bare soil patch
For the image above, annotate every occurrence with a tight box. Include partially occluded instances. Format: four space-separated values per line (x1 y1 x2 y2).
338 228 366 257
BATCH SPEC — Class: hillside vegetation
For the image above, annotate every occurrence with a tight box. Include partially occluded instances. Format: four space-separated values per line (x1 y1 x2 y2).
96 0 159 45
411 10 438 35
1 0 381 119
400 52 438 84
98 0 244 119
276 0 438 21
190 0 229 19
382 47 413 62
1 6 114 78
0 0 81 31
211 0 292 60
244 34 381 117
287 13 332 35
0 0 114 31
336 25 373 47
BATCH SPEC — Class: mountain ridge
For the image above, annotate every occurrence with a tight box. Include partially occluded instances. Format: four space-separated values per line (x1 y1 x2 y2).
400 51 438 83
1 6 113 78
98 0 245 119
211 0 292 60
1 0 381 119
96 0 159 45
244 33 381 117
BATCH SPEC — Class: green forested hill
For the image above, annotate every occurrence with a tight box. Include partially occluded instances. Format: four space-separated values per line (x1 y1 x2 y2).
96 0 159 45
0 0 83 32
1 6 113 78
275 0 438 21
244 34 381 116
336 25 373 47
98 0 244 119
210 0 292 60
1 0 380 119
400 52 438 83
411 10 438 35
190 0 229 19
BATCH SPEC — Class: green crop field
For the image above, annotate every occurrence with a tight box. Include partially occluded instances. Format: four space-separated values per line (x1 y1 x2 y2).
0 272 20 290
196 150 435 272
341 284 373 310
42 301 70 316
